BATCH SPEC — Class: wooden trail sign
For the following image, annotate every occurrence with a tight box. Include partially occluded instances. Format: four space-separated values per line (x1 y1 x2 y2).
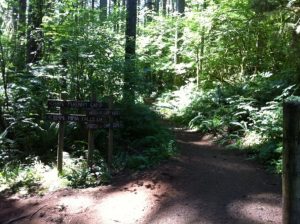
46 113 104 123
46 94 121 173
86 109 120 116
48 100 108 109
86 122 122 129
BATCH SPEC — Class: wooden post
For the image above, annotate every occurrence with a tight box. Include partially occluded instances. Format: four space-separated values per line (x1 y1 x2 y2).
87 127 95 168
108 96 113 169
283 97 300 224
87 94 96 168
57 92 67 174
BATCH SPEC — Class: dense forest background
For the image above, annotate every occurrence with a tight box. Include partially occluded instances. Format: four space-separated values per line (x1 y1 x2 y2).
0 0 299 193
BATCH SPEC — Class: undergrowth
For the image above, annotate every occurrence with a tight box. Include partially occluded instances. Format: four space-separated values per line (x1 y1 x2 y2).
0 103 176 195
155 73 296 173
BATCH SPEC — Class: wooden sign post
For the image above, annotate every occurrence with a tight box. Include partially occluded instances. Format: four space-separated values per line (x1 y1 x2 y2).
108 96 113 169
57 92 67 174
87 94 96 168
46 95 121 173
283 98 300 224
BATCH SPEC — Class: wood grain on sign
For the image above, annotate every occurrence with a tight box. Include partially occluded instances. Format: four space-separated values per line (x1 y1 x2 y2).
86 109 121 116
86 122 122 129
46 113 103 123
48 100 108 109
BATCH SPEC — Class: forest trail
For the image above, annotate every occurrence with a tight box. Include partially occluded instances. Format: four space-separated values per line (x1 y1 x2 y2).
0 129 282 224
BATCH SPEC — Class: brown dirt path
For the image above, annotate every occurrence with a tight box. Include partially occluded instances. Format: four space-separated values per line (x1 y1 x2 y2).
0 129 282 224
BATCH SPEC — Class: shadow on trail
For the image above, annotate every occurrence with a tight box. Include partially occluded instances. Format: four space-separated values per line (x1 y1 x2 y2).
0 130 282 224
142 130 282 224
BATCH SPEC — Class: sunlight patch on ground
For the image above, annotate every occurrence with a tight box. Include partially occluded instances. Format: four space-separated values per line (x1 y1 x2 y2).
58 195 94 213
41 169 68 192
207 159 255 172
94 187 156 224
227 193 281 223
147 204 213 224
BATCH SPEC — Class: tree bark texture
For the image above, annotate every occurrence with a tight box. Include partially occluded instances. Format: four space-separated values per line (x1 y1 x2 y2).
283 99 300 224
100 0 108 20
123 0 137 102
174 0 185 64
27 0 44 64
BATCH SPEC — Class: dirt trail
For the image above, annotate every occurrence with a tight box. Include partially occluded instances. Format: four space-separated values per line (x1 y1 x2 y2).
0 129 282 224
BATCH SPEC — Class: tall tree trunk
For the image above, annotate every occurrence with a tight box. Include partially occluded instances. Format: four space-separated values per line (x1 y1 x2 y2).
100 0 108 20
162 0 167 15
155 0 159 13
197 0 206 88
123 0 137 103
171 0 175 13
15 0 27 69
174 0 185 64
146 0 153 23
27 0 44 64
113 0 121 32
176 0 184 14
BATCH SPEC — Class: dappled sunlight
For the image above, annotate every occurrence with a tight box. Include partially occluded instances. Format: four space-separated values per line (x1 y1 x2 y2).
242 131 264 148
94 181 164 224
58 195 94 213
41 168 68 192
204 158 257 172
227 193 281 223
146 203 214 224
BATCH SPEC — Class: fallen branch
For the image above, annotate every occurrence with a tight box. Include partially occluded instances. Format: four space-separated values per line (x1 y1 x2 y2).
4 205 47 224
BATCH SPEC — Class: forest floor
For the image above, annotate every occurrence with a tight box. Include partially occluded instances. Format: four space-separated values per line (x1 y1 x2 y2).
0 128 282 224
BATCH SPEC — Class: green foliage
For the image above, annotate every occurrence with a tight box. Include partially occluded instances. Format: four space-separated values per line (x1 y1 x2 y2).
126 139 176 170
157 74 295 173
119 103 177 170
63 157 110 188
0 159 45 195
0 153 111 194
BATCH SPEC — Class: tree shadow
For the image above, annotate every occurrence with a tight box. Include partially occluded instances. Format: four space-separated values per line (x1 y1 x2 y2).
0 130 282 224
141 130 282 224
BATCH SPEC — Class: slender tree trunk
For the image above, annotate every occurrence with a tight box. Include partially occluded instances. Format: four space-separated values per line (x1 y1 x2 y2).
0 38 9 108
0 106 6 131
123 0 137 103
